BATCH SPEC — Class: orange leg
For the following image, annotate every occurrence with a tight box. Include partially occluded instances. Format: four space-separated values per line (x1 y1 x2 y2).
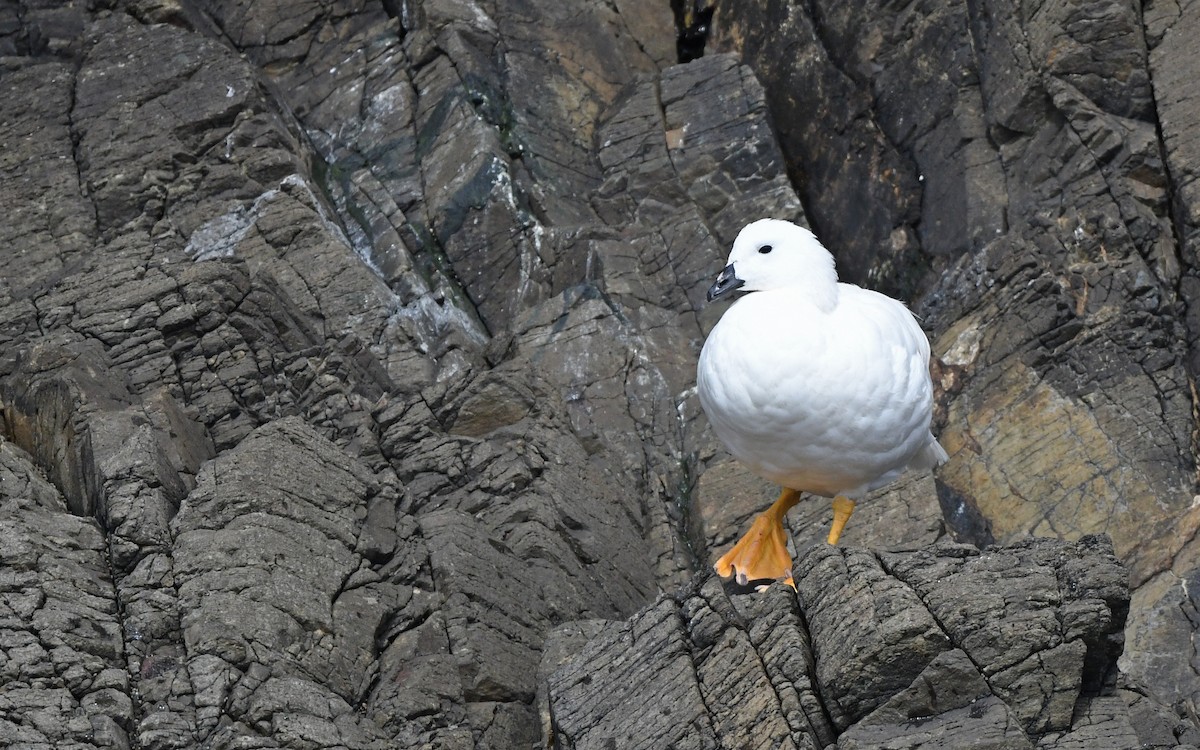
828 496 856 545
714 488 803 589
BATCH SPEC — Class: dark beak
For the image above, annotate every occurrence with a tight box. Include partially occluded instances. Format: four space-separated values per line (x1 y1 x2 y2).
707 264 744 302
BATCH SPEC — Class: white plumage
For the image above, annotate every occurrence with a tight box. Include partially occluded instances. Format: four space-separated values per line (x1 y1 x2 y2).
698 218 946 587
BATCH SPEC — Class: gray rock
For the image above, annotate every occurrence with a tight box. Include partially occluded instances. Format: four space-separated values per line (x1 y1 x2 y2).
549 538 1139 749
0 460 131 749
796 545 954 729
549 579 808 750
707 0 1198 711
171 418 399 746
708 0 925 294
3 0 1200 747
1037 696 1140 750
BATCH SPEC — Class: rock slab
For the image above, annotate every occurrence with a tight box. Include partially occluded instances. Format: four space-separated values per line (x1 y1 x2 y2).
547 536 1163 750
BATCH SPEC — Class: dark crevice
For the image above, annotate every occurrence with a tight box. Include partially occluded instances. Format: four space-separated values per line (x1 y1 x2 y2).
400 37 499 339
936 478 996 548
673 602 729 746
379 0 406 37
759 581 841 745
798 0 928 276
672 0 713 63
67 45 101 241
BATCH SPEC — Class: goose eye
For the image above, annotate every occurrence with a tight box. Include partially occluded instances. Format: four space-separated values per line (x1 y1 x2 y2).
758 244 773 254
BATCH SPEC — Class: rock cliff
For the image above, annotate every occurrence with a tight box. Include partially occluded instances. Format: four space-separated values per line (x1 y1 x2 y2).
1 0 1198 748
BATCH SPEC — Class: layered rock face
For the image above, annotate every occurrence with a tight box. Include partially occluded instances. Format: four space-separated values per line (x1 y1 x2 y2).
550 537 1149 750
1 1 1198 749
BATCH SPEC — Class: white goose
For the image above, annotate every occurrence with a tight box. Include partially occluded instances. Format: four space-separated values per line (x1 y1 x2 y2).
697 219 947 588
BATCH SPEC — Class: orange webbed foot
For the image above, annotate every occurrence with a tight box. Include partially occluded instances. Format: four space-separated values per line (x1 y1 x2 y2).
714 512 796 588
714 488 802 589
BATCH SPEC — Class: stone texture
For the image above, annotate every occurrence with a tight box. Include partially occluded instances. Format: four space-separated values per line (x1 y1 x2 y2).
548 538 1134 749
709 0 1200 716
0 453 131 750
3 0 1200 747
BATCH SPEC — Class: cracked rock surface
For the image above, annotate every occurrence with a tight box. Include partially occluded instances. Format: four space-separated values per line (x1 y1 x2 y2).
2 0 1200 748
548 537 1160 750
